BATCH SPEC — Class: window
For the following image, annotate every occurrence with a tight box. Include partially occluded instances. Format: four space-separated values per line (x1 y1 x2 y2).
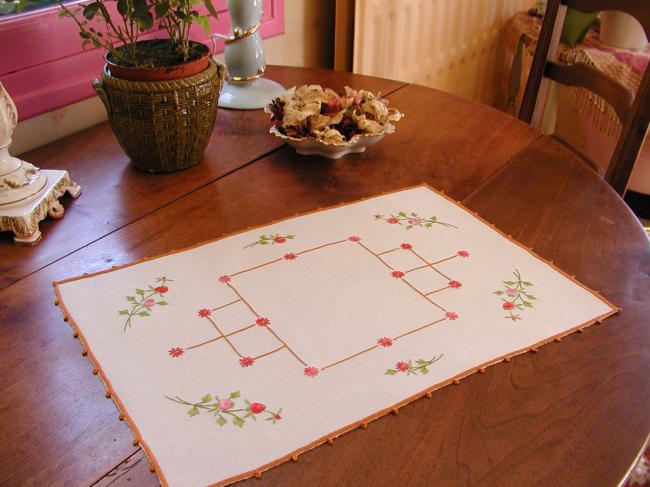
0 0 284 119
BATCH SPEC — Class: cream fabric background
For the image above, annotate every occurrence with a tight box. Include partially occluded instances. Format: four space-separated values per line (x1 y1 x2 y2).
56 186 615 487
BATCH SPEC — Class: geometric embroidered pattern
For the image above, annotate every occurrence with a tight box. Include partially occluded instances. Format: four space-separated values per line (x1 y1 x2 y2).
170 236 470 377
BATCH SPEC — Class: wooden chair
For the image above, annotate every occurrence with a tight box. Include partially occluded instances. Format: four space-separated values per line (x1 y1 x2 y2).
519 0 650 195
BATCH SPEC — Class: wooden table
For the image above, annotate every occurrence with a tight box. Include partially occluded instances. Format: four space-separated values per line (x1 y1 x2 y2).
1 66 648 487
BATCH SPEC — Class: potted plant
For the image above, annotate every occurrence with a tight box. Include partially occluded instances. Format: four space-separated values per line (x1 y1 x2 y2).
60 0 226 172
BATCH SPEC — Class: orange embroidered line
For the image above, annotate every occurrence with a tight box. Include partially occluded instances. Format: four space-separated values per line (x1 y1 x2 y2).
211 299 241 312
407 249 454 280
227 283 259 317
263 326 308 367
296 239 347 256
401 278 446 312
425 286 450 296
253 345 286 360
230 258 283 277
321 345 379 370
377 247 399 255
186 323 256 351
392 317 446 340
356 241 393 270
206 316 244 358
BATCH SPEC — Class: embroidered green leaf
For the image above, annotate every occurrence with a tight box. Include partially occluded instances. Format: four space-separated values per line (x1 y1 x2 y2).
118 310 129 315
494 290 504 295
126 296 136 302
406 225 413 229
523 281 533 286
425 223 433 228
503 280 515 286
135 288 145 296
216 415 227 426
230 391 241 399
188 406 199 417
419 367 429 374
138 311 150 317
385 369 398 375
287 235 295 239
157 301 169 305
232 416 245 428
260 240 269 245
201 393 212 403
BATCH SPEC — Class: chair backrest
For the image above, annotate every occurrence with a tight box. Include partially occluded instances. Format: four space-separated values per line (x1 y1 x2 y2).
519 0 650 195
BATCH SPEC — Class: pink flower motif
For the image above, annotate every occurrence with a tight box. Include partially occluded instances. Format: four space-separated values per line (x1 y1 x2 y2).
448 280 462 289
445 311 459 320
304 366 319 377
256 317 270 327
395 361 410 372
219 399 233 411
154 286 168 294
348 236 361 242
400 243 413 250
218 275 231 284
505 288 518 297
377 337 393 347
387 217 399 224
284 253 297 260
407 218 422 226
457 250 470 258
274 414 282 420
239 356 255 367
142 298 156 308
168 347 184 358
198 308 211 318
274 236 287 244
391 270 405 279
503 302 515 310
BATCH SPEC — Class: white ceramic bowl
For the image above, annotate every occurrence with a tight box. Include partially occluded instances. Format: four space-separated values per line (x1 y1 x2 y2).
269 126 392 159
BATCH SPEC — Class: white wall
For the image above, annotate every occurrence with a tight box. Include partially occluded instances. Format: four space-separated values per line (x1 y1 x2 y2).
11 0 334 155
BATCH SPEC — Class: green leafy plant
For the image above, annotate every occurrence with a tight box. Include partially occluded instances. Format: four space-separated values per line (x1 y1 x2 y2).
59 0 218 67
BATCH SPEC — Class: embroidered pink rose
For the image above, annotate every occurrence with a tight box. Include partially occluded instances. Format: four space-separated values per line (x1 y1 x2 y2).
445 311 459 320
505 288 518 297
142 298 156 308
154 286 169 294
239 356 255 367
249 402 266 414
219 399 233 411
198 308 211 318
304 366 319 377
348 236 361 242
400 243 412 250
391 270 405 279
457 250 470 258
395 361 409 372
503 302 515 310
219 275 231 284
284 253 297 260
387 217 399 224
274 236 287 244
256 317 270 327
448 280 462 289
377 337 393 347
407 218 422 226
168 347 184 358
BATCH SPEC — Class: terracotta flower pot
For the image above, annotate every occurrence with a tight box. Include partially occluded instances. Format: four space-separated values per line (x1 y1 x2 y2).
105 40 212 82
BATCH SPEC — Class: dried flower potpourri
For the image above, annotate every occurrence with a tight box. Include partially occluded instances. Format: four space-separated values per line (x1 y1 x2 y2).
265 85 403 145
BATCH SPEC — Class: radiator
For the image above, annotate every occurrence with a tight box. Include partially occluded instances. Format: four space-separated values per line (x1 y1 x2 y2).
353 0 532 104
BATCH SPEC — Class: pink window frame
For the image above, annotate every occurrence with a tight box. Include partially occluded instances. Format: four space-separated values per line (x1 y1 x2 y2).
0 0 284 120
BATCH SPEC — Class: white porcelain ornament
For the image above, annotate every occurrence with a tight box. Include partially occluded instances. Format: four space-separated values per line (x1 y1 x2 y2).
0 82 81 245
213 0 285 109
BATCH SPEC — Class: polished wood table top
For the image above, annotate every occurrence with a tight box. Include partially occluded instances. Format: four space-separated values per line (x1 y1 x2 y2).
1 66 648 487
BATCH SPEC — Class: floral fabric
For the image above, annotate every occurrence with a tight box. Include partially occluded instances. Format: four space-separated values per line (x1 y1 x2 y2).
55 186 616 487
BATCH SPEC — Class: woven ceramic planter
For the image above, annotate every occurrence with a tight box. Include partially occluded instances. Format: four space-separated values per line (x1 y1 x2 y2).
93 61 226 173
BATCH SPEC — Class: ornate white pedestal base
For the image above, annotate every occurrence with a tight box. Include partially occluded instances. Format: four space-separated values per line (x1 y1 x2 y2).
0 169 81 245
218 78 286 109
